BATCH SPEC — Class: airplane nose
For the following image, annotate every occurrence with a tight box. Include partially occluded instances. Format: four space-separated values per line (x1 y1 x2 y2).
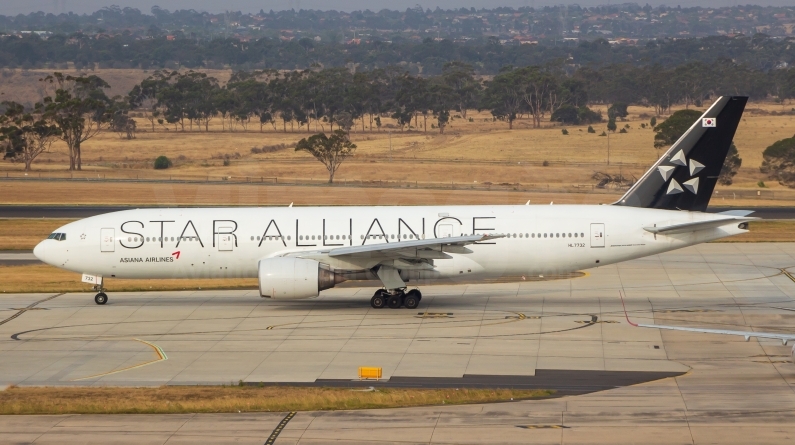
33 241 47 262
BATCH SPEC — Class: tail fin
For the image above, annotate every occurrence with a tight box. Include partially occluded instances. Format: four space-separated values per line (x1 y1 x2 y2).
615 96 747 212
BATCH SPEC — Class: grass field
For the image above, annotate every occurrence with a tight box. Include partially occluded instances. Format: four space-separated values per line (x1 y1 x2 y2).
0 219 75 250
0 386 553 414
0 264 257 293
2 68 794 207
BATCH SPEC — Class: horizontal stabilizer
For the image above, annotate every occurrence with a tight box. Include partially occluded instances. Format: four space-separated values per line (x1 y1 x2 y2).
643 217 756 235
716 210 755 217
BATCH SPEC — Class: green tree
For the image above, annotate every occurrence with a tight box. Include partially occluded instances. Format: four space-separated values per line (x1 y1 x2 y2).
153 155 172 169
481 68 526 129
760 136 795 188
719 142 742 185
551 104 580 124
607 118 617 133
653 109 701 149
607 103 628 120
441 61 481 119
0 101 61 171
40 72 111 170
129 69 171 132
295 130 357 183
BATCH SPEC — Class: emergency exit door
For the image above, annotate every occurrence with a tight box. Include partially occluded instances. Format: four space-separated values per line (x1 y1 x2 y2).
100 228 115 252
590 223 605 248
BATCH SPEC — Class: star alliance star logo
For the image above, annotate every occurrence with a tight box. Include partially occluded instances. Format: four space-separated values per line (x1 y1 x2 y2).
657 149 704 195
80 233 86 240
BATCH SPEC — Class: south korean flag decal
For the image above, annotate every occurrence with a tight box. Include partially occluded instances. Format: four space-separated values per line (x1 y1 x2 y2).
702 117 716 127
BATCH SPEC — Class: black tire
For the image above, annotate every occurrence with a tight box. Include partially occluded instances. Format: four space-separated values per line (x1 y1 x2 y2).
403 294 420 309
370 294 386 309
387 294 403 309
94 292 108 305
406 289 422 301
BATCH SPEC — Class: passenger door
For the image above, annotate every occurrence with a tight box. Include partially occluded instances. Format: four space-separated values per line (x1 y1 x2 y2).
590 223 605 248
100 228 115 252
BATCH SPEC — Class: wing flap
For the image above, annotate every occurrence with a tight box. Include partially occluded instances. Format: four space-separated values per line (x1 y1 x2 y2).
328 234 503 258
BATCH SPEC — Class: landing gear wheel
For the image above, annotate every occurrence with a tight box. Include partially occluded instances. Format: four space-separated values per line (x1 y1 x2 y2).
387 293 403 309
403 293 420 309
94 292 108 305
370 293 386 309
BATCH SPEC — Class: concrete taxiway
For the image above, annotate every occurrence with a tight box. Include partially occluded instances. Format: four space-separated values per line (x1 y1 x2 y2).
2 243 795 443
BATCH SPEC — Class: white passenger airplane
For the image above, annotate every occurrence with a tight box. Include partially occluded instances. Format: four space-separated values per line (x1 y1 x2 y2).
35 96 755 309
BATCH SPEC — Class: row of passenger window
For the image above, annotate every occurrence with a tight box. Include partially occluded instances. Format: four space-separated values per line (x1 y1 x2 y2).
126 236 200 243
123 232 586 244
500 232 585 239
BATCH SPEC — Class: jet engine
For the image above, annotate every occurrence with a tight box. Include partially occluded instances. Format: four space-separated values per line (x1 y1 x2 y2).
258 257 345 299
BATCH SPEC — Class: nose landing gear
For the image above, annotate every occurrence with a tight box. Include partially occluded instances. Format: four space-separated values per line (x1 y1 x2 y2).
94 292 108 305
92 284 108 305
370 289 422 309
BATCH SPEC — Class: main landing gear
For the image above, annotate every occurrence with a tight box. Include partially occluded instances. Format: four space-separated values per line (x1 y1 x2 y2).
370 289 422 309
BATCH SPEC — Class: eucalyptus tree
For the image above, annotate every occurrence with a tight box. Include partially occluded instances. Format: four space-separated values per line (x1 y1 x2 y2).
0 101 61 171
295 130 357 183
39 72 111 170
128 69 171 132
441 61 482 119
395 73 429 131
481 67 526 129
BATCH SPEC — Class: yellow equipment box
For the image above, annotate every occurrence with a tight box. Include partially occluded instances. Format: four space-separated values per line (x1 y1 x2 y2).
358 367 382 380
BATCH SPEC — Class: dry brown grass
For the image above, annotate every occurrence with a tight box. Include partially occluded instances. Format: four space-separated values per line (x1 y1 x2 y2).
0 181 621 207
1 98 793 197
0 219 74 250
0 264 257 293
0 68 234 105
0 386 552 414
715 220 795 243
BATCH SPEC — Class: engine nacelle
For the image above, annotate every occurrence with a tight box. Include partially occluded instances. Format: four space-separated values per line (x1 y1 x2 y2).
258 257 344 299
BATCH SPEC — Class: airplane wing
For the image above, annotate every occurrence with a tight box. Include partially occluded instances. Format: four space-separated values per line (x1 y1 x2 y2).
620 292 795 347
328 234 504 259
643 216 757 235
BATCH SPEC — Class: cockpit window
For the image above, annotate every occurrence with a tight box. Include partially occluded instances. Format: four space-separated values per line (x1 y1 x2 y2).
48 233 66 241
47 233 58 239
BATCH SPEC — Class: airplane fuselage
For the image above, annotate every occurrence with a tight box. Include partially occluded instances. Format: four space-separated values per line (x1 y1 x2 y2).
35 205 747 283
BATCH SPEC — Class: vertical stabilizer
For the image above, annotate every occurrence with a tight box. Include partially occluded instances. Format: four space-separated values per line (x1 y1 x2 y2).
614 96 747 212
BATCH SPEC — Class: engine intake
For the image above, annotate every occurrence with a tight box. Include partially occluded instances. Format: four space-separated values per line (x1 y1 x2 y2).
258 257 345 299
